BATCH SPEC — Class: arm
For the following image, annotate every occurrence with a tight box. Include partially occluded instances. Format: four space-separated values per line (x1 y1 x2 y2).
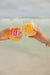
0 28 10 41
28 27 50 47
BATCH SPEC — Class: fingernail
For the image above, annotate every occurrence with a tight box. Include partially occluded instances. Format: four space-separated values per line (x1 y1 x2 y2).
34 28 37 31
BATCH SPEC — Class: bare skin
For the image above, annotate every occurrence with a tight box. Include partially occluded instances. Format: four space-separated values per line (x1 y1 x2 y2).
0 27 50 45
28 27 49 44
0 28 10 41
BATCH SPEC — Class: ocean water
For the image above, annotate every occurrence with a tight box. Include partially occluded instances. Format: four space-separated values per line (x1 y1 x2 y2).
0 18 50 52
0 18 50 53
0 18 50 75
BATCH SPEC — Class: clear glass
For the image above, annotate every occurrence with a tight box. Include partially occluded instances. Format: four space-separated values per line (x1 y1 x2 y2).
23 19 37 36
8 23 23 41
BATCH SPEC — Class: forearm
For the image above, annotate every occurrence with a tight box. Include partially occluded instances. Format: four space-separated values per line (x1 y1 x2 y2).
0 31 5 40
45 37 50 47
42 33 50 47
0 29 9 41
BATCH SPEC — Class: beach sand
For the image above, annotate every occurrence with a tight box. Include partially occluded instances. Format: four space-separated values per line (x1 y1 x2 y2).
0 46 50 75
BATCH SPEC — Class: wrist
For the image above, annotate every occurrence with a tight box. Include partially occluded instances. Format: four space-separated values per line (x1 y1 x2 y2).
42 34 50 46
45 37 50 47
42 33 49 44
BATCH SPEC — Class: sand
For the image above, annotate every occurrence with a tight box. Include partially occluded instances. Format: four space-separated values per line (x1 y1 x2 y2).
0 46 50 75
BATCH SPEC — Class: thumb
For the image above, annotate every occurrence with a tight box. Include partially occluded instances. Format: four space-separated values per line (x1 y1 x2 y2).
34 27 42 34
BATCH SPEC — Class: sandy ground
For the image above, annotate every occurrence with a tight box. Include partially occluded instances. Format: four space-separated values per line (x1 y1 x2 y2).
0 46 50 75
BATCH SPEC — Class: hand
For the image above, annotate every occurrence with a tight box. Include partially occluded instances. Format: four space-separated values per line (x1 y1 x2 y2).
28 27 49 43
0 28 10 41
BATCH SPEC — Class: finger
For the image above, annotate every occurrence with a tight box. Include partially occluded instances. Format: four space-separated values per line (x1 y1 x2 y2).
34 27 42 34
28 36 35 38
6 28 10 31
8 37 9 39
3 28 10 32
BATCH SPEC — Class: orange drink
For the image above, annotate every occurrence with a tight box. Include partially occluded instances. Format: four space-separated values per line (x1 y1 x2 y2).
23 19 36 36
8 24 23 41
